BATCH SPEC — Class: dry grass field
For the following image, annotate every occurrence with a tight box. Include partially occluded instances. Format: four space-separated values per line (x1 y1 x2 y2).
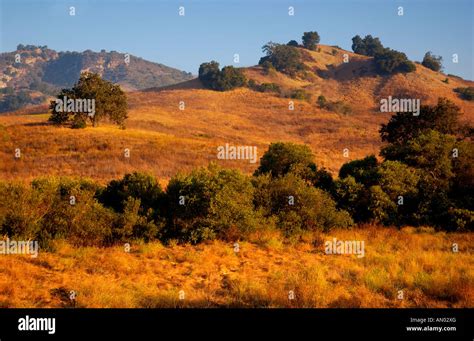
0 45 473 183
0 226 472 308
0 45 473 309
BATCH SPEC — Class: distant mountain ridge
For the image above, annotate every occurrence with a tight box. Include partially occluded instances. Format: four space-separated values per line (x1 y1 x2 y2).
0 44 194 111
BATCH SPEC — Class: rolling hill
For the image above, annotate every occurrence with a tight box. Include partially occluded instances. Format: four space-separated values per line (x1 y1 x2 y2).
0 44 472 182
0 45 194 112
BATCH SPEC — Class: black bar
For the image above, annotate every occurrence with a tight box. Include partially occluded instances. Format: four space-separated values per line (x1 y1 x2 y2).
0 309 471 340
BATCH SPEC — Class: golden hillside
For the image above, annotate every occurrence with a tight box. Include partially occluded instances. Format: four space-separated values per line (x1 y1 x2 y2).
0 45 472 182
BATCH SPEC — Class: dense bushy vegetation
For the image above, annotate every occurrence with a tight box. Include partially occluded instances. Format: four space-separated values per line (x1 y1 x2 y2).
0 96 472 248
248 81 281 94
422 51 443 72
351 35 384 56
0 91 45 113
335 98 473 230
351 34 416 74
49 72 128 128
454 87 474 101
198 61 247 91
0 143 352 246
302 31 320 51
373 48 416 74
259 42 306 77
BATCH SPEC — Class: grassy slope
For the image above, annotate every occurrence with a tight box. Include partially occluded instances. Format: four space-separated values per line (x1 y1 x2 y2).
1 45 472 182
0 46 473 308
0 227 472 308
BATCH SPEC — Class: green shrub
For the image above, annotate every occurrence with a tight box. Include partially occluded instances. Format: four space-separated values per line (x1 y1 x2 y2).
165 164 262 243
114 197 161 242
454 87 474 101
253 173 353 234
0 182 44 241
287 40 299 47
302 31 320 51
339 155 379 186
257 83 281 94
317 95 327 108
98 172 164 214
351 35 384 57
373 48 416 74
447 208 474 231
422 52 443 72
0 178 117 247
49 72 128 128
198 61 247 91
371 161 420 225
334 176 370 223
289 89 311 101
259 42 306 77
255 142 314 178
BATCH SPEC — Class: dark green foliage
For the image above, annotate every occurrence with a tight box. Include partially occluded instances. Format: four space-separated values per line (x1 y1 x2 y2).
351 35 415 74
335 161 421 225
302 31 320 51
0 87 14 95
451 139 474 210
370 161 420 225
71 114 87 129
198 61 220 89
0 91 45 113
287 40 299 47
334 176 370 223
114 197 161 242
255 142 335 194
454 87 474 101
374 98 473 229
0 178 115 247
422 52 443 72
198 61 247 91
98 172 164 214
447 208 474 231
351 35 384 56
216 66 247 91
253 173 353 234
373 48 416 74
289 89 311 101
255 142 315 178
397 131 458 228
259 42 306 77
164 165 262 243
380 98 461 160
339 155 379 186
252 82 281 94
49 72 128 128
317 95 327 108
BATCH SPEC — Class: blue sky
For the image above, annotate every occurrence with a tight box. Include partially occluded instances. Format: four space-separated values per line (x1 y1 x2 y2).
1 0 473 79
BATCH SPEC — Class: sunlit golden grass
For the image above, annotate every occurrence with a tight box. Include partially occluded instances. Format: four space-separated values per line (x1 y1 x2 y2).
1 44 473 183
0 226 472 308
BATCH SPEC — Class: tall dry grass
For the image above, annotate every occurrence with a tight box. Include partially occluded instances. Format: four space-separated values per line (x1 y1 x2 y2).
0 226 471 308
